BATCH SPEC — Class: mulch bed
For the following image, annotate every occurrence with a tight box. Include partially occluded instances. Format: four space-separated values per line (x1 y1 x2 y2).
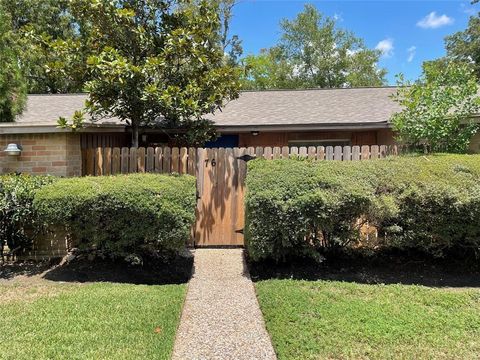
1 254 193 285
43 255 193 285
248 251 480 287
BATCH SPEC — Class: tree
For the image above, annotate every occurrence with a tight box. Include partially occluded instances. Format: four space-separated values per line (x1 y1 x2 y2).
391 62 480 153
0 6 26 122
217 0 243 64
442 14 480 79
0 0 85 94
241 48 295 90
241 4 386 90
60 0 240 147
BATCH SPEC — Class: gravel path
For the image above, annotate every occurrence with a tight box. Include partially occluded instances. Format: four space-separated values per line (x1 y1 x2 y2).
172 249 277 360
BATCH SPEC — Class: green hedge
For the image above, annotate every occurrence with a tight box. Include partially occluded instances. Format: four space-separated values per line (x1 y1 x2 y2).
0 174 55 257
34 173 196 261
245 155 480 262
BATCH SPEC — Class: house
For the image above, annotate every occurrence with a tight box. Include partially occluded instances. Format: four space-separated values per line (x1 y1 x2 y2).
1 87 478 177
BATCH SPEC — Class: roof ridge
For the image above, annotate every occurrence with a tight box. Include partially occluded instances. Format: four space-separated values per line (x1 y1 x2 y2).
27 93 88 97
240 86 398 93
26 86 399 96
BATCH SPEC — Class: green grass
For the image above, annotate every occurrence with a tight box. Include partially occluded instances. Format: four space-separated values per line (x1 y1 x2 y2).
256 280 480 359
0 281 186 360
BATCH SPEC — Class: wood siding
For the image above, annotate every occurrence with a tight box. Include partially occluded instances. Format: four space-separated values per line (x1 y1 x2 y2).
237 129 395 148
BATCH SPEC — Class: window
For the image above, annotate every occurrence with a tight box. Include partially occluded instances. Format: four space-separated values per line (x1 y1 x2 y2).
288 139 351 148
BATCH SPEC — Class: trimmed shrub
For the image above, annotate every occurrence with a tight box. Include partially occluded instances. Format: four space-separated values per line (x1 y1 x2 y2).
33 173 196 261
0 174 55 258
245 155 480 262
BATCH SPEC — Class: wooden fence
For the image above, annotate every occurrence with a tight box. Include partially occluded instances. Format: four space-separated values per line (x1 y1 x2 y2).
82 144 399 176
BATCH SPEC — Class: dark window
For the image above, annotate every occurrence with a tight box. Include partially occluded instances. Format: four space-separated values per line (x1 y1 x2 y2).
288 139 351 148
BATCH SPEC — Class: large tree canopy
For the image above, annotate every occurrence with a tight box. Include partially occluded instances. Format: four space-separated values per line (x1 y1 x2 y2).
241 5 387 90
391 62 480 153
0 0 85 94
0 6 26 122
443 14 480 79
59 0 240 147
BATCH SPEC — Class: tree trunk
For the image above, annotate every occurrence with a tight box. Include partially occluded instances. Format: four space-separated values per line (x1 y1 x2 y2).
132 123 139 148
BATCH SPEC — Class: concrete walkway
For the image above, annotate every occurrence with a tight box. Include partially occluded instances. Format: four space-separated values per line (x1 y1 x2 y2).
172 249 277 360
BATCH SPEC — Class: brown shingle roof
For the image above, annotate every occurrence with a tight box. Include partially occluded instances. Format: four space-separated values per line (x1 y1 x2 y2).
13 93 121 126
3 87 400 130
207 87 400 128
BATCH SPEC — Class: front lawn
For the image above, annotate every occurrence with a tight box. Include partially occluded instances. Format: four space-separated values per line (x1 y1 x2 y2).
256 280 480 359
0 280 186 360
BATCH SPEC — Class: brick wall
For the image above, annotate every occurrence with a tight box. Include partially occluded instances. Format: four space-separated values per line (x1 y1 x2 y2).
0 133 82 177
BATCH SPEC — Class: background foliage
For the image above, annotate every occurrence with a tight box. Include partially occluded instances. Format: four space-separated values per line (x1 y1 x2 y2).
391 61 480 153
0 5 26 122
241 4 387 90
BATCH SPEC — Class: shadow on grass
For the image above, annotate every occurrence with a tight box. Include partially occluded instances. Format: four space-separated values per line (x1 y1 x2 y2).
43 254 194 285
248 251 480 288
0 259 61 280
1 253 194 285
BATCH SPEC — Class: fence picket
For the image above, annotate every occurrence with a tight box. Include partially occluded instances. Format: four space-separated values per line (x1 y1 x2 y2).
180 147 188 174
121 147 129 173
95 148 103 176
352 146 360 161
273 147 281 159
163 147 171 173
104 147 112 175
326 146 334 160
146 147 154 172
371 145 379 159
343 146 352 161
171 147 180 173
361 145 370 160
155 147 163 173
317 146 325 160
281 146 289 159
263 147 273 160
112 147 120 174
255 146 264 158
129 147 137 173
188 147 196 175
334 146 342 160
137 147 146 173
379 145 387 158
299 146 307 157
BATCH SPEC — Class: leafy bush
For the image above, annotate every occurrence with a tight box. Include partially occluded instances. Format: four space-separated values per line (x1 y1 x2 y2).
245 155 480 262
34 173 196 261
0 174 55 258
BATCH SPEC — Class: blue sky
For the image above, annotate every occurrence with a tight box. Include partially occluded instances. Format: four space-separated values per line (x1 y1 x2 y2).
229 0 477 84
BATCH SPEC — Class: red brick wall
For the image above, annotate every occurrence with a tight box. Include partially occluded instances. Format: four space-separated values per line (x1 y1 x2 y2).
0 133 82 177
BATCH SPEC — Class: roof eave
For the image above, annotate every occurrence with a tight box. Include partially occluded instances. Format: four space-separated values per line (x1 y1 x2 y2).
215 122 392 133
0 123 126 135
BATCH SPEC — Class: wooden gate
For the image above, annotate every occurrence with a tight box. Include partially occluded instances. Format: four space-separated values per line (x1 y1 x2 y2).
193 148 251 247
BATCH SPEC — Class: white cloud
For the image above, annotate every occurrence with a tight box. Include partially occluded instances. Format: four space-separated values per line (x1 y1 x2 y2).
417 12 454 29
407 46 416 63
375 38 394 58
